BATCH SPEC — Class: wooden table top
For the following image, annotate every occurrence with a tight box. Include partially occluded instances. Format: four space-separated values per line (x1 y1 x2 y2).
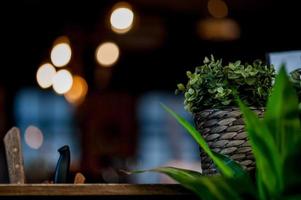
0 184 192 196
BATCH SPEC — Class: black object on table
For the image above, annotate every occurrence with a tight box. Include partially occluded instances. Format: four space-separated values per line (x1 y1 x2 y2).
54 145 70 183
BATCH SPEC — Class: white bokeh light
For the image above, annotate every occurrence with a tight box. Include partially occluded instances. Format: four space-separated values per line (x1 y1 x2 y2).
95 42 120 67
51 43 72 67
36 63 56 89
25 126 44 149
110 7 134 33
52 69 73 94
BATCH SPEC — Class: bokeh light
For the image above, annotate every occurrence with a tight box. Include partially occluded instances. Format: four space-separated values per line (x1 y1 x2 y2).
208 0 228 18
198 18 240 41
51 42 72 67
110 3 134 34
52 69 73 94
36 63 56 89
65 75 88 105
25 126 44 149
95 42 120 67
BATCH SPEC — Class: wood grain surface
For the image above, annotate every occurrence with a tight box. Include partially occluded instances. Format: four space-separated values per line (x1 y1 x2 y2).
0 184 192 196
3 127 25 184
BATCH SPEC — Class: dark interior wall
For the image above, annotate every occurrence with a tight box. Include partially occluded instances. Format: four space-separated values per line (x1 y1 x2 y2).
0 0 300 182
0 0 300 92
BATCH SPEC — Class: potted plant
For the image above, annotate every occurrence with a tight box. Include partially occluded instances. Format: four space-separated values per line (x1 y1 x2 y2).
175 55 275 175
131 67 301 199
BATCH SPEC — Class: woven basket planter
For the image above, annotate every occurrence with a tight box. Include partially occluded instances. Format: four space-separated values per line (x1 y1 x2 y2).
194 107 264 175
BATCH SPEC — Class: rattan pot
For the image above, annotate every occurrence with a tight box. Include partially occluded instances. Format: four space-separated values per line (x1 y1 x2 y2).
194 107 264 175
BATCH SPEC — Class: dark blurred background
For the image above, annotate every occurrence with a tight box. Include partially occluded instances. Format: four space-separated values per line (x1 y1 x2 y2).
0 0 300 183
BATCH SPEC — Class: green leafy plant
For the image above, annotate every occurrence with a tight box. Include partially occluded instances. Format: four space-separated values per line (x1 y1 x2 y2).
176 55 275 113
130 67 301 200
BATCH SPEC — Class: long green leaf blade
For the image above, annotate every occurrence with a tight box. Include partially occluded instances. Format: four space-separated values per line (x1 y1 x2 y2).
213 152 246 178
264 66 301 194
238 100 281 199
264 66 301 156
161 103 246 178
131 167 252 200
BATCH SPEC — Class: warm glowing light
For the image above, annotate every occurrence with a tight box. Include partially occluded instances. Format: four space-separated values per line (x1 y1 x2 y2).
53 36 70 44
110 5 134 34
95 42 120 67
52 69 73 94
208 0 228 18
65 75 88 105
198 18 240 41
25 126 44 149
36 63 56 89
51 42 72 67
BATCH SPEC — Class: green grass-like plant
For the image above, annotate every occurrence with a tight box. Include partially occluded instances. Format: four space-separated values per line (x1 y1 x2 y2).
176 55 275 113
130 67 301 200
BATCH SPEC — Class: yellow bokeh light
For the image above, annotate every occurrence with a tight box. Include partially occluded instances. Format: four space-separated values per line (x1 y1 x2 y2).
198 18 240 41
53 36 70 45
51 42 72 67
52 69 73 94
95 42 120 67
208 0 228 18
36 63 56 89
65 75 88 105
110 5 134 34
25 126 44 149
